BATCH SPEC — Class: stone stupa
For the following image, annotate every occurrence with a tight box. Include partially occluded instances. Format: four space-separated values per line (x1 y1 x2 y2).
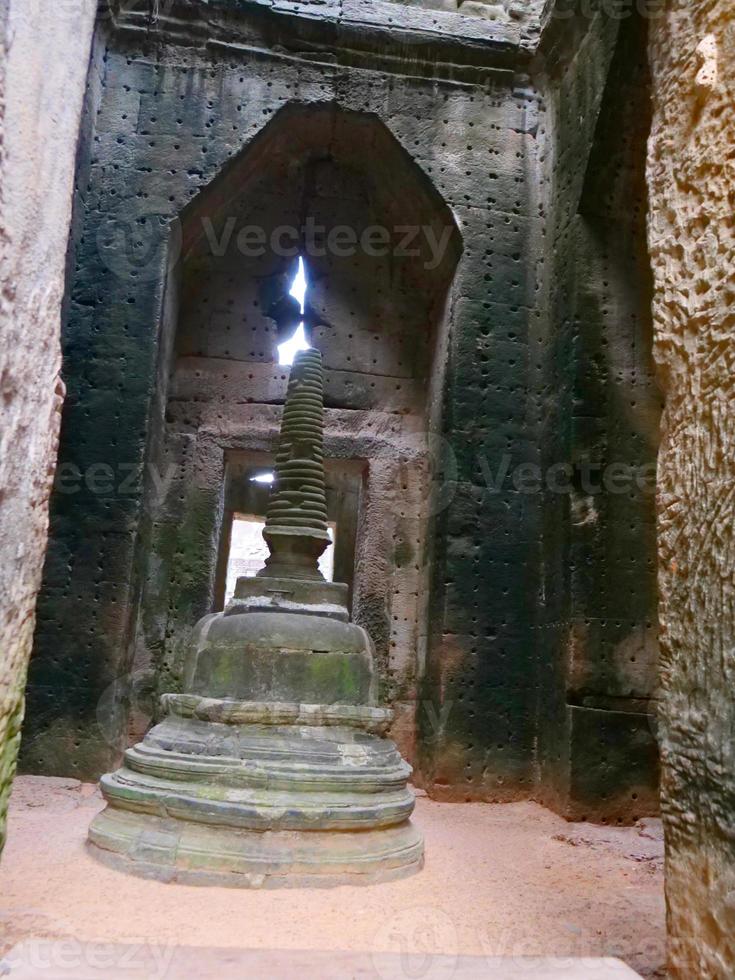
88 347 423 886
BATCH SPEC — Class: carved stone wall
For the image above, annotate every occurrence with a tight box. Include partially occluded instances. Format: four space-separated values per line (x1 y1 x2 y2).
534 8 661 824
137 102 461 757
648 3 735 976
23 3 545 781
0 0 96 853
22 0 660 825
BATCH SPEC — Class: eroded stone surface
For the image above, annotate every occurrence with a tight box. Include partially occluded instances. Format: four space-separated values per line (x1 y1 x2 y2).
185 611 377 704
648 3 735 976
0 0 96 854
23 3 660 825
87 347 422 885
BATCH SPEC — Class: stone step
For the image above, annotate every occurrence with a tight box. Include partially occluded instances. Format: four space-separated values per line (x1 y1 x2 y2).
100 768 416 831
4 943 643 979
87 808 424 886
125 744 412 792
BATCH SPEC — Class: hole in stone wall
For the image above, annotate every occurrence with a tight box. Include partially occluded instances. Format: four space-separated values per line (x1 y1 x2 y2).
277 257 310 366
224 513 335 604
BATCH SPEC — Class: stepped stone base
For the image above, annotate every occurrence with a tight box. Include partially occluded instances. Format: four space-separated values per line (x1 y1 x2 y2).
88 810 423 888
87 697 423 887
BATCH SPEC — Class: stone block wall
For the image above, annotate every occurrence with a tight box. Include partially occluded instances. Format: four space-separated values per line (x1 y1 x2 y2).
537 8 661 823
648 3 735 976
22 0 660 824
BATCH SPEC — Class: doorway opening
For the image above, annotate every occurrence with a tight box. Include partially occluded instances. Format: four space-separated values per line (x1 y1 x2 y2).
223 513 336 605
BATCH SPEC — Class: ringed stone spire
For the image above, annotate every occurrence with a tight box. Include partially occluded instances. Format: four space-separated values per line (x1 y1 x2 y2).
260 347 330 581
87 347 423 886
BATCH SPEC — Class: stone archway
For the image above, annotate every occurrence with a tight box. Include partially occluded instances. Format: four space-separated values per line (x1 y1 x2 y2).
134 103 462 765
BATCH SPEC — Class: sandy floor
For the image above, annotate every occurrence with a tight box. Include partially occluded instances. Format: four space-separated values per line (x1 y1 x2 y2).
0 777 666 978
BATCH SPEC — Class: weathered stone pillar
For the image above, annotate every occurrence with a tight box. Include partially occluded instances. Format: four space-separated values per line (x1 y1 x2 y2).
0 0 96 855
648 4 735 975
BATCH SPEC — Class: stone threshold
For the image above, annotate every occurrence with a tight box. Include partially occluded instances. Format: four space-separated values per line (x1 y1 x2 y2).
4 942 642 979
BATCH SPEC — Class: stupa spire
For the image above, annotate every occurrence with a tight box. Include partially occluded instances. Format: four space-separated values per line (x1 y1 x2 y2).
88 345 423 888
259 347 330 581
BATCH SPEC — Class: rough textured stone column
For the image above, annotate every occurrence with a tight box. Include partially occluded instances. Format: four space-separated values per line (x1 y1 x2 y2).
0 0 96 855
648 4 735 976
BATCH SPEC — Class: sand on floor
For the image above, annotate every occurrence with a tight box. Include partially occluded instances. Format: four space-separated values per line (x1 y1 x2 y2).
0 776 666 978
